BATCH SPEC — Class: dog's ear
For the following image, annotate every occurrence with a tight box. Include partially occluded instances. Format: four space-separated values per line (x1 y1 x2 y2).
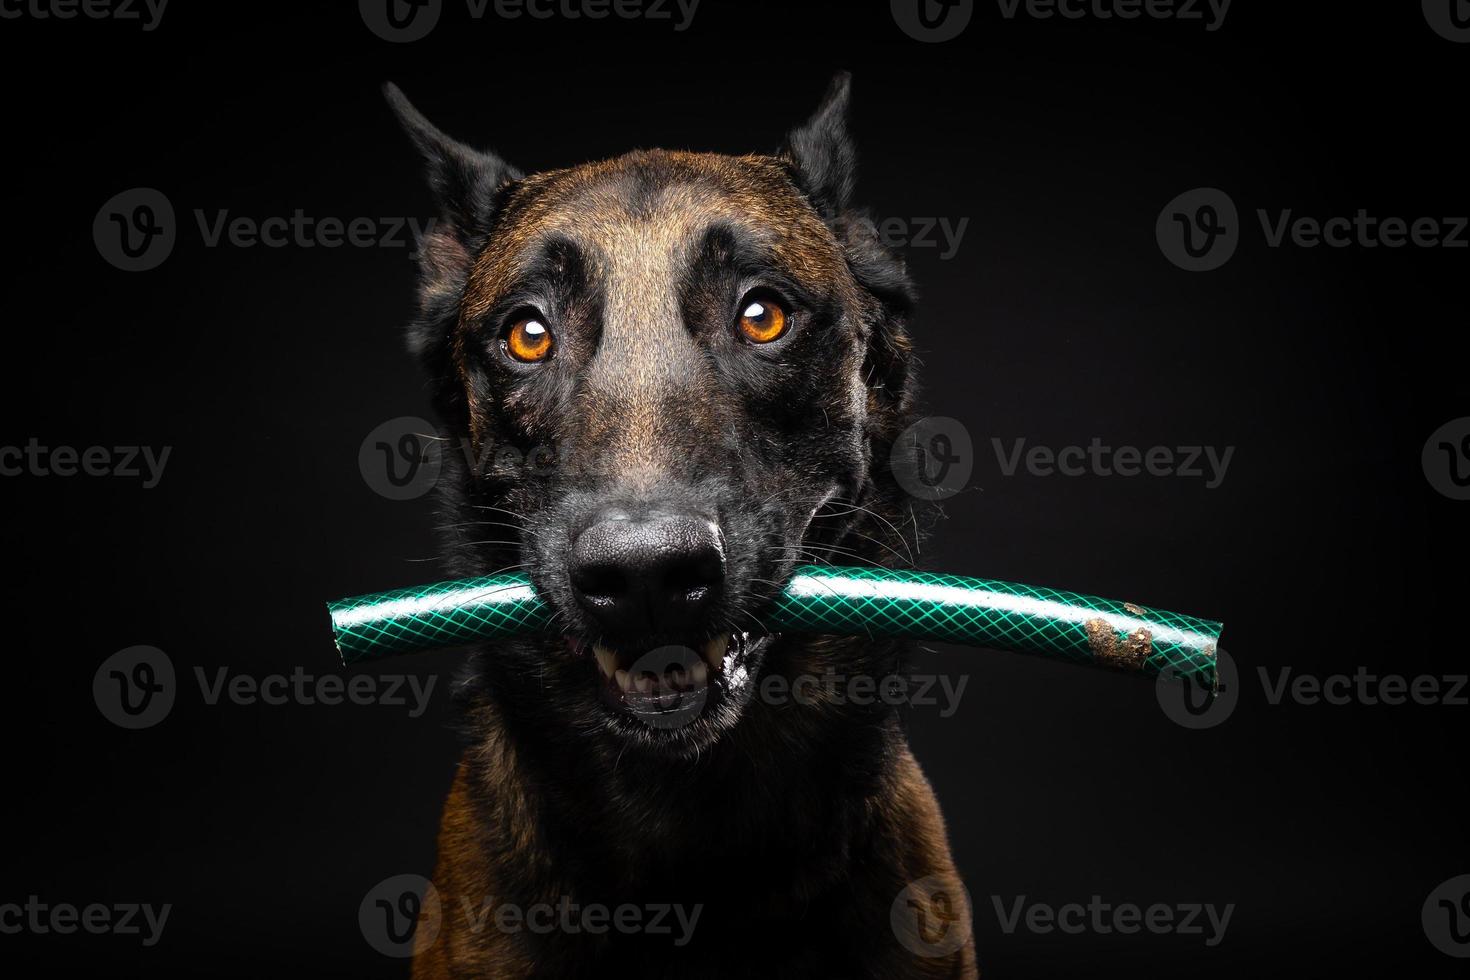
784 75 919 474
385 83 521 356
781 72 857 219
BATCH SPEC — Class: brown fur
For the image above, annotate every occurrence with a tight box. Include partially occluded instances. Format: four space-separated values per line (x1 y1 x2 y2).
387 76 977 978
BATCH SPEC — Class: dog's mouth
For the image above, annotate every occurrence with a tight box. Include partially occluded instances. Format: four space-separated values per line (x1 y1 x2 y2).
564 632 770 731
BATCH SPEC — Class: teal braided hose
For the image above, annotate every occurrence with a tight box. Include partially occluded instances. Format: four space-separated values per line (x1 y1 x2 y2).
327 566 1222 691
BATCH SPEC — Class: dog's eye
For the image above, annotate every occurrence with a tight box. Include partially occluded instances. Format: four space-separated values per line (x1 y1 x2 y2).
504 316 553 363
736 297 789 344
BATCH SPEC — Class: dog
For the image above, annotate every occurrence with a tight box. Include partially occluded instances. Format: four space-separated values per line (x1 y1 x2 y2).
385 73 977 978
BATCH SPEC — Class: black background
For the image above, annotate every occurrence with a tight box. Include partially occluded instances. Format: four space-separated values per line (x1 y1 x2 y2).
2 1 1467 976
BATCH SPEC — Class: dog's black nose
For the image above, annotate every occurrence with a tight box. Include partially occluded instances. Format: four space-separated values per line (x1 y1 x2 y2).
569 509 725 640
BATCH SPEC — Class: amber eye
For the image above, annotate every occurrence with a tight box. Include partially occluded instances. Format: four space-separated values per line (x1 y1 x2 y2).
736 297 789 344
505 316 553 363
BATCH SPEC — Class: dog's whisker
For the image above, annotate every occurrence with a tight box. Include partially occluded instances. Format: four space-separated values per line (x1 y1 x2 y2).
434 520 528 533
817 496 916 565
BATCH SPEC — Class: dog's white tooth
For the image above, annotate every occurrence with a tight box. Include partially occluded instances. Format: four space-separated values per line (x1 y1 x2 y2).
615 669 631 693
668 667 687 690
690 661 708 687
593 644 618 679
702 635 730 670
635 674 654 695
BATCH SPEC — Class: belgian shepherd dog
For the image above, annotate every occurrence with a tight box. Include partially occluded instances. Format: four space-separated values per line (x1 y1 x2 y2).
386 73 977 978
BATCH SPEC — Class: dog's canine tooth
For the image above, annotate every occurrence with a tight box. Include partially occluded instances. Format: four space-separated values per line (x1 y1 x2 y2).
614 669 632 693
593 644 618 679
702 634 730 670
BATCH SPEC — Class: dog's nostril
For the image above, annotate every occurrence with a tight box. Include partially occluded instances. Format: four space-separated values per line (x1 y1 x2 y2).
569 562 628 603
664 548 724 600
569 511 725 638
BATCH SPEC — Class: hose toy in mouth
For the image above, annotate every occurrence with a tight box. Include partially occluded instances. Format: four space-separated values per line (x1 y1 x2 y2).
326 565 1222 693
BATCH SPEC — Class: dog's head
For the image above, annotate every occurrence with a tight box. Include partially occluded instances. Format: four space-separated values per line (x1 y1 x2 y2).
391 75 919 757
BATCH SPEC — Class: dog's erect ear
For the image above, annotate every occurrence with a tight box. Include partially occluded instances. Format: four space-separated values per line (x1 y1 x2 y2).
385 83 520 245
781 72 858 218
385 83 521 369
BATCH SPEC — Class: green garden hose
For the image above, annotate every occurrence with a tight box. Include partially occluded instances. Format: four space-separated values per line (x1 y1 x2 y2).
327 566 1222 692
